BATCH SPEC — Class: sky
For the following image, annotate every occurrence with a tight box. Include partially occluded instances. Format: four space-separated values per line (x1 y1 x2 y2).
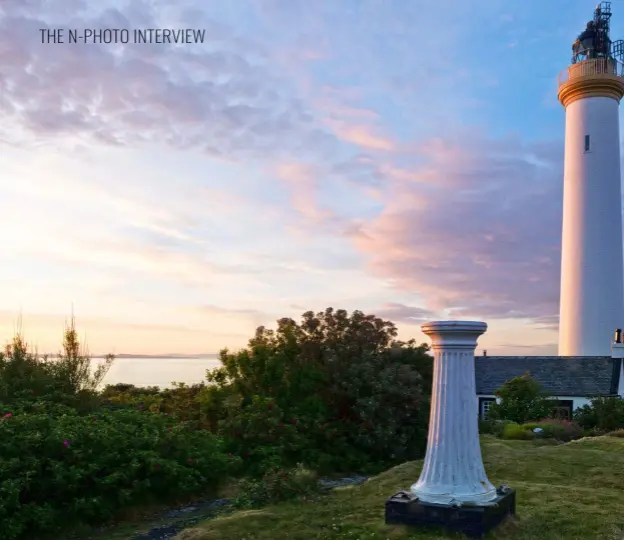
0 0 616 355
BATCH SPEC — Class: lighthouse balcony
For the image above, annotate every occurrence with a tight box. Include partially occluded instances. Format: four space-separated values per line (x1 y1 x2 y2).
558 58 624 87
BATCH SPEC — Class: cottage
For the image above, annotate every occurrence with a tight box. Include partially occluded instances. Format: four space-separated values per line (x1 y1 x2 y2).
474 348 624 420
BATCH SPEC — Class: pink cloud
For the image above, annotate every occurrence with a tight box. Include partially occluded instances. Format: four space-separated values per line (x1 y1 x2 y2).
325 119 396 152
273 162 336 225
353 135 564 323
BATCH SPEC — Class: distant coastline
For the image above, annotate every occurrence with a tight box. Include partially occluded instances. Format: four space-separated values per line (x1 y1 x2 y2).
41 353 219 359
94 354 218 359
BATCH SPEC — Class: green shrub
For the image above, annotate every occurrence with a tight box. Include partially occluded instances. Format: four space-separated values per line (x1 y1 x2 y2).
101 382 210 429
232 464 319 508
574 396 624 431
0 404 237 540
607 429 624 438
487 374 552 424
501 423 535 440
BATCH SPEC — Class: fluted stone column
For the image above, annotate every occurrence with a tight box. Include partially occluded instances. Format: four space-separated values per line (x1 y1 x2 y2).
410 320 496 505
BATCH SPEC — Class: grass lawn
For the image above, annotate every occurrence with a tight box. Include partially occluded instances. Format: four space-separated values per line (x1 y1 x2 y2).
174 436 624 540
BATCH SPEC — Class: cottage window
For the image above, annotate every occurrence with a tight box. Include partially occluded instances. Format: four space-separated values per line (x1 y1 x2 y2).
479 398 496 419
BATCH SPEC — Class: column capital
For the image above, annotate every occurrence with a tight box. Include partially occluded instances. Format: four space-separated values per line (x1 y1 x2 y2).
421 321 487 350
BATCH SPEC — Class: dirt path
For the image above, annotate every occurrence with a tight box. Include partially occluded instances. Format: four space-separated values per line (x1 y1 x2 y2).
95 476 369 540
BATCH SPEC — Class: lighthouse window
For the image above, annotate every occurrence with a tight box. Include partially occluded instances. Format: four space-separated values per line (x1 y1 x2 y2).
584 134 591 152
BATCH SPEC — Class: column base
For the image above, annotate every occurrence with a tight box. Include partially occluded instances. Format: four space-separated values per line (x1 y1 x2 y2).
385 485 516 539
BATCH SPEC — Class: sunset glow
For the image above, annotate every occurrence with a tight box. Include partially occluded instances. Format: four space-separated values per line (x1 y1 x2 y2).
0 0 588 355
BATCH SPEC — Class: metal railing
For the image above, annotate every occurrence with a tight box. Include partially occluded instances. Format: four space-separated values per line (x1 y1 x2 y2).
557 57 624 87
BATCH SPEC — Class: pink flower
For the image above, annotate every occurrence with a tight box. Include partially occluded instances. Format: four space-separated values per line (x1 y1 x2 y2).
63 440 70 447
4 413 12 418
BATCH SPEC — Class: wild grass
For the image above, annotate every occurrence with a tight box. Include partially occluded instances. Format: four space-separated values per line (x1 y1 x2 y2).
173 435 624 540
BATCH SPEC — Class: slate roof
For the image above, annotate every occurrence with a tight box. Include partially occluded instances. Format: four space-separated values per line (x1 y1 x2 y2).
474 356 620 396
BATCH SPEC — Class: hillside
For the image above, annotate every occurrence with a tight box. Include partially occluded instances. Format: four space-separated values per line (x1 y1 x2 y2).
172 436 624 540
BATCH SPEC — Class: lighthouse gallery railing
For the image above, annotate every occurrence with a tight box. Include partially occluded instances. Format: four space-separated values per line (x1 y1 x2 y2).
558 58 624 87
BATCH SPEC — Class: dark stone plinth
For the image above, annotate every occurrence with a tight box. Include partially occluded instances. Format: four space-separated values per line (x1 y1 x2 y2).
385 486 516 539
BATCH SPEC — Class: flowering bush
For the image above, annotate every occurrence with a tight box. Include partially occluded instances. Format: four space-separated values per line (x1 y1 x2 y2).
0 404 237 540
522 419 583 442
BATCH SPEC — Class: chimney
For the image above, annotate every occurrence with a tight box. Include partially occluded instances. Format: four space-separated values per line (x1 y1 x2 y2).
612 329 624 358
483 349 487 356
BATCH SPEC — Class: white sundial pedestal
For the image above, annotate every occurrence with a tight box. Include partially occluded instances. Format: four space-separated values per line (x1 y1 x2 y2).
410 320 497 505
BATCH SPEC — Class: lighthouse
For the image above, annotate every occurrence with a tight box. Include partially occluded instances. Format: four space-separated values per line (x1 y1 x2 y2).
558 2 624 356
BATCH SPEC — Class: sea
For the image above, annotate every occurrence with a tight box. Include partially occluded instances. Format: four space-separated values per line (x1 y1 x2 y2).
94 356 222 389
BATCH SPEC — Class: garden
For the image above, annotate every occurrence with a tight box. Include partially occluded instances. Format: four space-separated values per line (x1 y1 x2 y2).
1 308 624 540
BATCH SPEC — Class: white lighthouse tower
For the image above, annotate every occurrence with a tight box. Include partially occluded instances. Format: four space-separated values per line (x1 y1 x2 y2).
558 2 624 356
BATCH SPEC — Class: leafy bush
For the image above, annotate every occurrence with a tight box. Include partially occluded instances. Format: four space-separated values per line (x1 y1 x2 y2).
574 396 624 431
501 423 535 440
607 429 624 438
205 308 432 474
0 404 237 540
487 374 552 424
523 419 583 442
232 463 319 508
